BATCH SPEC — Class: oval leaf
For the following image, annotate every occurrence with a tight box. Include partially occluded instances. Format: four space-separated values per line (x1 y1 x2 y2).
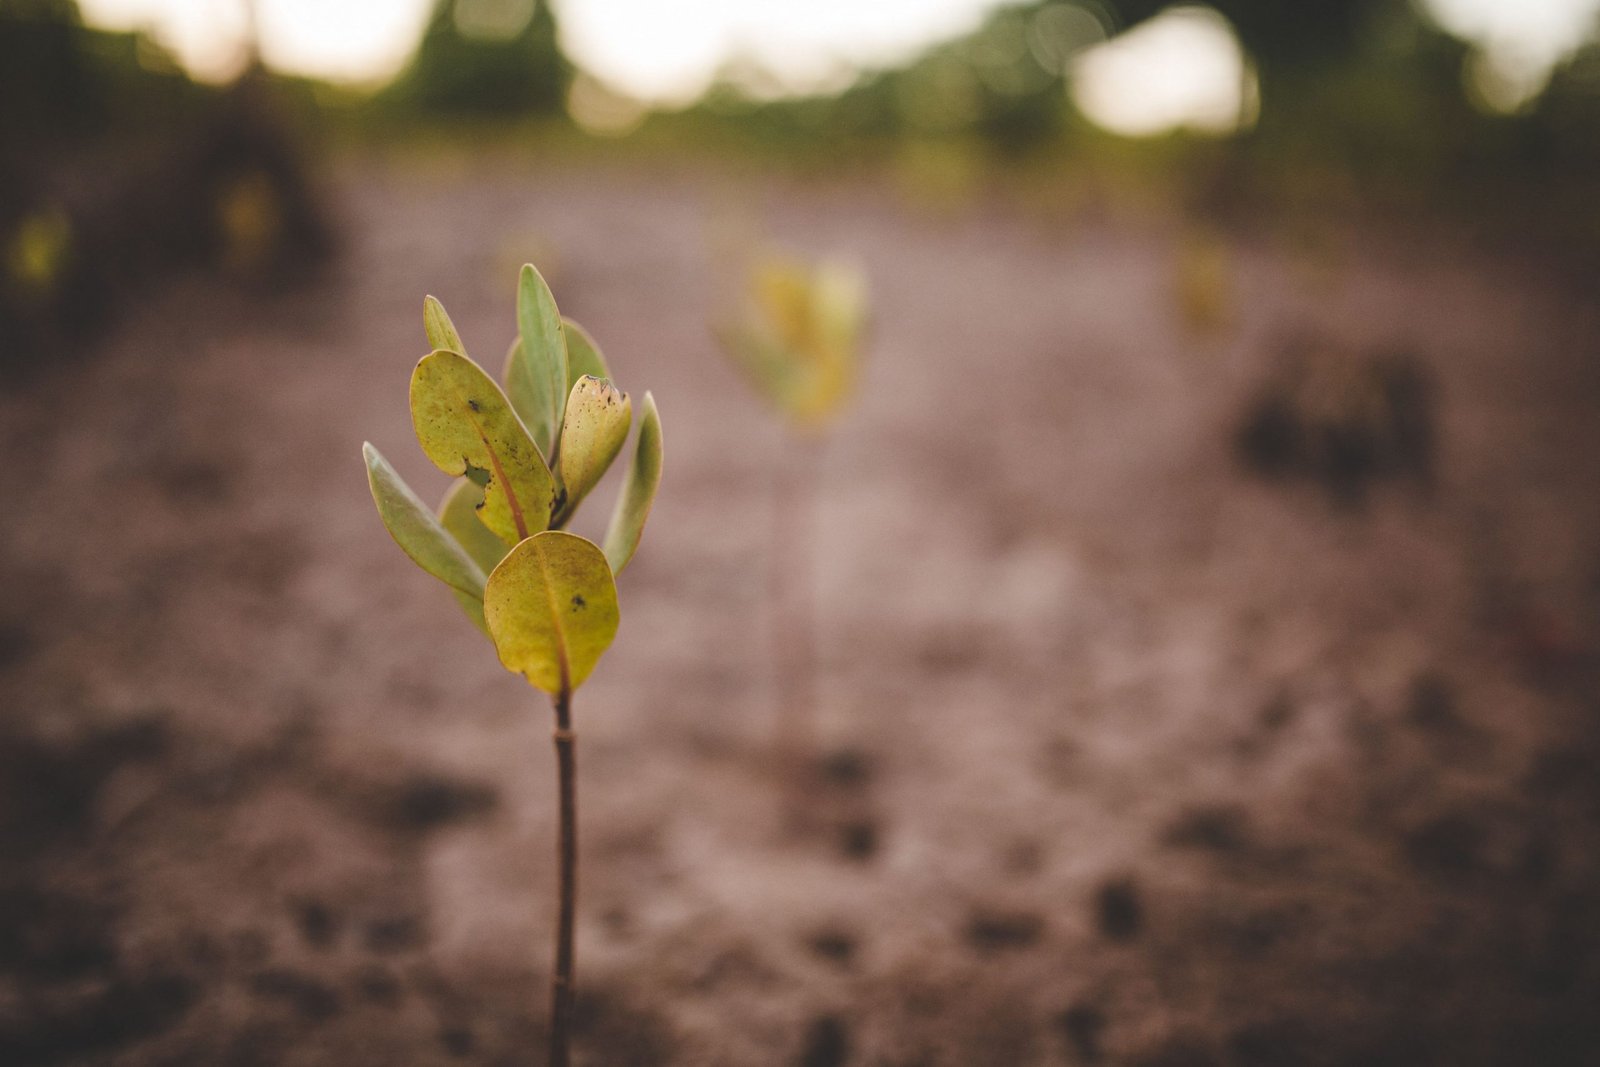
509 263 568 459
438 478 510 636
438 478 512 575
602 391 663 575
363 443 487 599
410 350 554 544
555 375 631 524
486 531 620 694
562 317 610 388
423 295 466 355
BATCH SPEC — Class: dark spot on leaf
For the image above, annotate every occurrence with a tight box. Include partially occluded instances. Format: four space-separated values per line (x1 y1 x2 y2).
572 594 586 610
467 398 480 412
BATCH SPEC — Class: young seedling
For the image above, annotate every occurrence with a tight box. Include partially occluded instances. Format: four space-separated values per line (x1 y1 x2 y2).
716 251 867 768
362 265 662 1067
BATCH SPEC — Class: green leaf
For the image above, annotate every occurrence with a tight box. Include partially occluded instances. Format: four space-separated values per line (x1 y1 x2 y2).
485 531 620 694
562 318 610 388
437 478 507 637
438 478 511 574
510 263 568 459
362 442 487 599
602 391 662 575
410 349 554 544
423 295 465 355
555 376 631 524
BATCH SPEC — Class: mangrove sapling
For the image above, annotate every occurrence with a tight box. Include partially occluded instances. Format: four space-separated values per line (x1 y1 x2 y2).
362 265 663 1067
716 252 867 769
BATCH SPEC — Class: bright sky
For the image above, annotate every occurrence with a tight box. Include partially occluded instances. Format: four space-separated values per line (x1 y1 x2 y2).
1072 6 1251 136
76 0 1600 130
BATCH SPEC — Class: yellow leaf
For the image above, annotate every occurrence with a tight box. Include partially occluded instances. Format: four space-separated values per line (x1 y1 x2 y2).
485 531 620 694
410 349 554 544
556 375 631 523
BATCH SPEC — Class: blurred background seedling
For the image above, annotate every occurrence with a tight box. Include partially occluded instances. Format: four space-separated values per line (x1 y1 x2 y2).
716 247 868 783
362 264 662 1067
1173 224 1236 338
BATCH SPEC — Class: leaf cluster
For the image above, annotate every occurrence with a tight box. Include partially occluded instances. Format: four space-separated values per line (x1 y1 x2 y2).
364 265 663 694
717 253 868 431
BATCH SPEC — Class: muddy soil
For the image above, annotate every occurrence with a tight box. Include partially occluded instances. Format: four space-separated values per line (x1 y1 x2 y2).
1 157 1598 1066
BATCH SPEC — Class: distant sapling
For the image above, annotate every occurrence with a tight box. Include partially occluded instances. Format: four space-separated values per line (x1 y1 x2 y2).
361 265 662 1067
716 251 867 764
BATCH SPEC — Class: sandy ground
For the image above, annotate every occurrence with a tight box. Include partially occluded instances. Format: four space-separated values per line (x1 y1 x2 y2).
2 156 1599 1066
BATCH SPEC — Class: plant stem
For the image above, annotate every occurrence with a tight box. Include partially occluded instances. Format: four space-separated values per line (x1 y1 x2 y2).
549 686 577 1067
771 440 821 766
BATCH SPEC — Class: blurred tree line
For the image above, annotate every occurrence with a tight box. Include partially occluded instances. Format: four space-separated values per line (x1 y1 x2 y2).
383 0 569 116
0 0 213 144
4 0 1597 371
692 0 1598 172
6 0 1597 170
6 0 1600 217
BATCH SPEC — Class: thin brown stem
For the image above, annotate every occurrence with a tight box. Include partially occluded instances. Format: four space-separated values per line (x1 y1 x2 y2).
771 440 822 767
549 687 576 1067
